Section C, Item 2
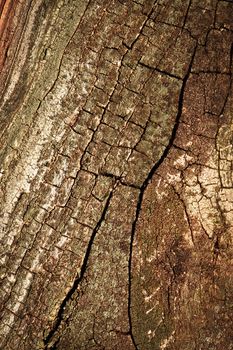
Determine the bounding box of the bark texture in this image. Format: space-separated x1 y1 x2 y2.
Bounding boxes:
0 1 233 349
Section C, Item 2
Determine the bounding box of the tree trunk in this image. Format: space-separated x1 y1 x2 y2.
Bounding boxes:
0 1 232 349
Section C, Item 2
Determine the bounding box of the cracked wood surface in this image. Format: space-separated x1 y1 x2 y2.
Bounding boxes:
0 0 233 349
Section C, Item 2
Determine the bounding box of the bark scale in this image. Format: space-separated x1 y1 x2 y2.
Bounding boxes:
0 1 232 349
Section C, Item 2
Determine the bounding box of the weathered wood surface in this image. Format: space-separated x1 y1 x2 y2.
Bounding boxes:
0 1 233 349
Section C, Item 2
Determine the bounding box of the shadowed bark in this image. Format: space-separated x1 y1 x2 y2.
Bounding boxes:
0 1 232 349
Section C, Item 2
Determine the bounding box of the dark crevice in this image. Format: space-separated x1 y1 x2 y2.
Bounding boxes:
138 60 183 80
100 172 141 189
43 189 114 349
182 0 192 30
128 44 197 349
122 5 156 50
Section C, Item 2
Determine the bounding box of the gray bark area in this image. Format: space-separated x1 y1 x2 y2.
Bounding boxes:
0 1 233 349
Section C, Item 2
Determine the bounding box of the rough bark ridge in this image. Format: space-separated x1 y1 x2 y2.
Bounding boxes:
0 1 232 349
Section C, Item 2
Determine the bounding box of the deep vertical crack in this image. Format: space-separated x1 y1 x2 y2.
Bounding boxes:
43 189 115 349
128 44 197 349
2 0 232 348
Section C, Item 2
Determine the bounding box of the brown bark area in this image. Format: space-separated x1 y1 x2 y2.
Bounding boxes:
0 1 232 349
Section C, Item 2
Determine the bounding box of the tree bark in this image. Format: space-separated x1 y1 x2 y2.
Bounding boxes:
0 1 232 349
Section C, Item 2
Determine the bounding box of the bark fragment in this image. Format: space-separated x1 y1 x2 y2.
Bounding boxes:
0 1 232 349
